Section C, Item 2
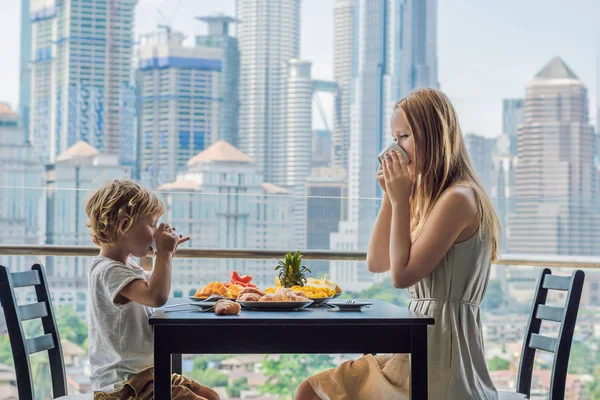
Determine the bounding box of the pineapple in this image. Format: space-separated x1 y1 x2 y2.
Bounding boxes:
275 251 311 288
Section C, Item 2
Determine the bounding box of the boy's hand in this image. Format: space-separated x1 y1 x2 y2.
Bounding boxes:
155 223 190 256
155 223 179 254
174 234 190 254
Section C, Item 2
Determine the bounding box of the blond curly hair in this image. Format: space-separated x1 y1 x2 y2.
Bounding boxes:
85 179 164 246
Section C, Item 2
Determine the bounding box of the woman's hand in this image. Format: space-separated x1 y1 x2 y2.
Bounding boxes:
383 151 412 206
376 164 387 192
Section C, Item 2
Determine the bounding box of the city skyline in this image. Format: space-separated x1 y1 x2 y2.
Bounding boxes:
0 0 597 137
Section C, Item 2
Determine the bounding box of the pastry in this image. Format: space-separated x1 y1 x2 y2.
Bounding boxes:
239 292 261 302
214 299 241 315
238 287 265 297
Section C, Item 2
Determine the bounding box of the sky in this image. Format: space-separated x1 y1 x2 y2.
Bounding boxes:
0 0 597 137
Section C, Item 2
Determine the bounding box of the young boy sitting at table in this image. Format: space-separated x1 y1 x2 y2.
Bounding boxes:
85 179 220 400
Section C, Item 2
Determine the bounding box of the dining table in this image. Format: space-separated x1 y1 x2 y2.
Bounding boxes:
150 299 435 399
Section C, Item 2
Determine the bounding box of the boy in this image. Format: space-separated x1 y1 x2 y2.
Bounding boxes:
85 179 219 399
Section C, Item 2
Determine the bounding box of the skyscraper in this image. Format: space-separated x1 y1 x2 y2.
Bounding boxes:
343 0 439 250
312 129 332 168
236 0 301 184
29 0 138 164
491 134 516 253
306 166 347 276
0 103 45 274
464 133 497 195
502 98 524 156
285 60 313 188
196 15 240 147
509 57 600 256
332 0 355 169
19 0 32 137
137 30 222 188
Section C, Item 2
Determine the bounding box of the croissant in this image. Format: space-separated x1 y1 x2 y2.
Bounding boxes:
214 299 241 315
238 287 265 297
259 288 307 302
239 293 261 302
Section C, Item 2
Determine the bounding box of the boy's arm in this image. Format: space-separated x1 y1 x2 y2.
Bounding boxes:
119 252 173 308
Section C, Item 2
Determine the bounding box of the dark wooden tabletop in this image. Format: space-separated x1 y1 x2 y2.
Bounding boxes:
150 299 435 326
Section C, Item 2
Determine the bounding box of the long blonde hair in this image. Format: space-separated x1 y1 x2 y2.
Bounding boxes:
396 88 500 260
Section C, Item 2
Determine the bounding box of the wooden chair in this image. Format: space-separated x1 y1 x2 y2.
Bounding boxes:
498 268 585 399
0 263 92 399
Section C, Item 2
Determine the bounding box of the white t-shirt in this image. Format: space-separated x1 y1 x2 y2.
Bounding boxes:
88 255 154 392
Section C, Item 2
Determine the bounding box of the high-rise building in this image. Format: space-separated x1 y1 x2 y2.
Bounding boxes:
342 0 439 251
332 0 355 169
464 133 497 195
306 166 347 276
137 30 222 188
284 60 313 248
29 0 137 164
196 15 240 148
285 60 313 188
510 57 600 256
491 134 517 253
312 129 332 168
502 98 524 156
45 141 130 316
0 103 45 273
19 0 32 137
236 0 301 184
158 140 295 294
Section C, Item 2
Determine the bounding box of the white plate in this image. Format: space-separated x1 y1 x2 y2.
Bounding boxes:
238 300 313 311
189 296 236 303
307 297 333 306
328 301 372 311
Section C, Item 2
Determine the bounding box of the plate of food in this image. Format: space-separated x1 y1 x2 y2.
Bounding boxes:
238 288 313 311
308 296 334 306
238 300 313 311
189 294 237 303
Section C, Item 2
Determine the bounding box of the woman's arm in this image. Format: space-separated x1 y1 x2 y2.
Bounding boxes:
389 186 478 288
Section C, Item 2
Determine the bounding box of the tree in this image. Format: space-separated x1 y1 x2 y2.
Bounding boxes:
0 334 13 366
481 280 503 310
227 376 250 398
55 306 88 347
488 356 510 371
191 368 229 387
260 354 336 400
341 278 410 307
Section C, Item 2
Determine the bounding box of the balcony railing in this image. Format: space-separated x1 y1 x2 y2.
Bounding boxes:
1 245 599 269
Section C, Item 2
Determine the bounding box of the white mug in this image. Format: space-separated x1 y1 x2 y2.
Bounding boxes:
378 141 409 164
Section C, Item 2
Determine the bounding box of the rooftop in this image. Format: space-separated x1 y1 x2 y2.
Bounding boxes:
187 140 254 166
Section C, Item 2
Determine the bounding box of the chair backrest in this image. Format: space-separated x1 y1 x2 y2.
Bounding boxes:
516 268 585 399
0 263 68 399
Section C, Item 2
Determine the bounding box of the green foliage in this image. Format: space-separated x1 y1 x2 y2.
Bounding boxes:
260 354 336 400
191 367 229 387
227 376 250 397
55 306 88 347
488 356 510 371
341 278 409 307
